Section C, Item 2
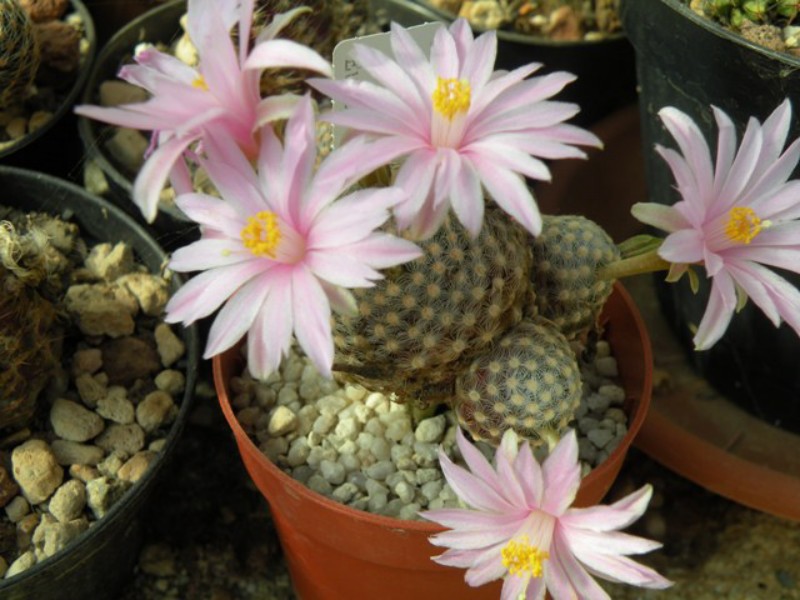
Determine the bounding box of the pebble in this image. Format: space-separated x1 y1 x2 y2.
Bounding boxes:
50 398 105 442
96 386 135 424
414 415 446 443
4 496 30 523
118 451 158 483
5 550 36 578
48 480 87 523
50 440 104 466
587 428 615 449
137 391 177 433
154 323 185 367
74 372 107 407
85 477 131 519
85 242 134 281
71 348 103 375
95 423 146 455
155 370 186 395
11 439 64 504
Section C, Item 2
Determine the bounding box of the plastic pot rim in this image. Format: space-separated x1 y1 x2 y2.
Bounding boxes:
624 0 800 67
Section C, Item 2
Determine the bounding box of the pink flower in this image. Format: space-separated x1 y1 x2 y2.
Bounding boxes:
75 0 333 223
310 18 600 239
164 96 422 379
632 100 800 349
421 429 671 599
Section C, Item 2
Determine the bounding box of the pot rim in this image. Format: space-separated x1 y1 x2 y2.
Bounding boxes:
212 280 652 534
628 0 800 67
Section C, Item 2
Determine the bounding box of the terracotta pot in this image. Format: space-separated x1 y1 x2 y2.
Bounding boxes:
212 282 651 599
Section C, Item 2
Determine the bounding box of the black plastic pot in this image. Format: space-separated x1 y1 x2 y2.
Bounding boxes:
76 0 196 246
621 0 800 431
0 0 97 181
385 0 637 128
0 166 199 599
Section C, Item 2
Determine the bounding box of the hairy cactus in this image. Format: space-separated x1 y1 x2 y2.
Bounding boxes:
0 211 76 430
0 0 40 108
333 208 533 404
453 318 582 446
528 214 620 339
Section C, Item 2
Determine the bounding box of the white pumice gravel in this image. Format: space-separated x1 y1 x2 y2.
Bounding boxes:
233 338 629 521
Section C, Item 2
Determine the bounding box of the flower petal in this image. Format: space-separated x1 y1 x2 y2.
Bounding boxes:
291 268 334 377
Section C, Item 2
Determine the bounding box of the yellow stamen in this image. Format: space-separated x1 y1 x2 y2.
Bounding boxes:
241 211 281 258
501 536 549 579
192 75 209 91
724 206 770 244
432 77 471 120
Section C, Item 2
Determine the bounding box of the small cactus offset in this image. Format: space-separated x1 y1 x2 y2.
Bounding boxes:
453 318 582 446
333 208 533 404
0 0 40 108
527 214 620 339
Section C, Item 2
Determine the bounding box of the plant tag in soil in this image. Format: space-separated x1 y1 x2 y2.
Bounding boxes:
330 22 442 144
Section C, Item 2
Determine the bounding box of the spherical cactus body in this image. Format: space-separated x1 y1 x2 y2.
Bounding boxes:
453 318 582 446
528 214 620 339
333 208 533 404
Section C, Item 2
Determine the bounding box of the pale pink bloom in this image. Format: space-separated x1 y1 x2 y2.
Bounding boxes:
75 0 333 223
632 100 800 349
421 429 671 599
164 97 422 379
310 18 600 239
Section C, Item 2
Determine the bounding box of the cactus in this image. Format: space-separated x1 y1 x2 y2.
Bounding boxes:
453 318 582 446
527 214 620 340
333 208 532 405
0 210 76 430
0 0 40 108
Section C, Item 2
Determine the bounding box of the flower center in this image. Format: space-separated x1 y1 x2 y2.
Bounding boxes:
241 211 281 257
192 75 209 91
432 77 471 120
724 206 769 244
501 536 549 578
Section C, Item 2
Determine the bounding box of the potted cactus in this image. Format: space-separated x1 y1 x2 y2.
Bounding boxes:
73 0 800 597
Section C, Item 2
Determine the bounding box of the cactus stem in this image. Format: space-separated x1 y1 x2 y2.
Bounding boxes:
596 248 671 281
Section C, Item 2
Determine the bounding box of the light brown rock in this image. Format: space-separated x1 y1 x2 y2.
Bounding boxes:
154 323 185 367
11 440 64 504
50 398 104 442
